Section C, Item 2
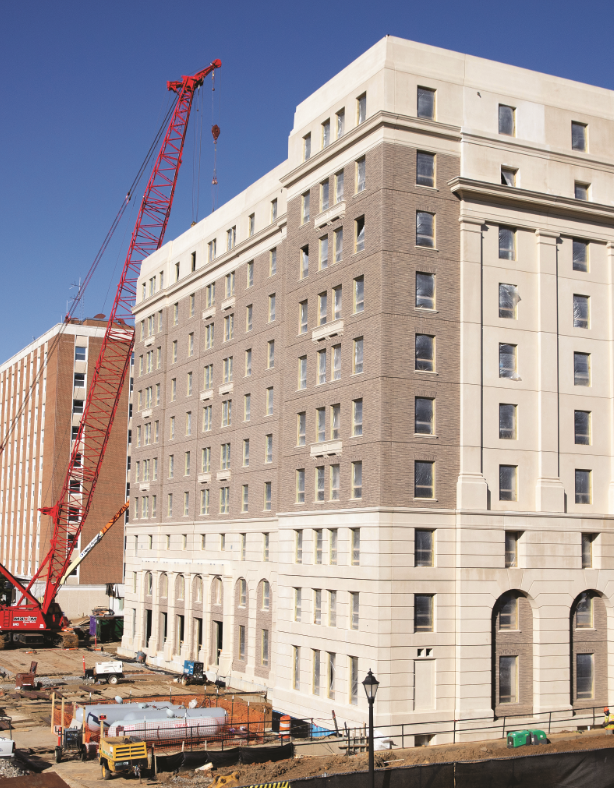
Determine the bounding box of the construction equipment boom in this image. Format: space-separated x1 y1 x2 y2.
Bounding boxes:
0 59 221 647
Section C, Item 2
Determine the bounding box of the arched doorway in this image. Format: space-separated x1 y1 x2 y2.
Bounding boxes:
492 590 533 716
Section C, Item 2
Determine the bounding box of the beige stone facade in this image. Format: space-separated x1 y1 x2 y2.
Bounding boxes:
120 37 614 739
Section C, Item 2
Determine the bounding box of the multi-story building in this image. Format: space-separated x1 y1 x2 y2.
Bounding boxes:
0 319 130 617
120 36 614 739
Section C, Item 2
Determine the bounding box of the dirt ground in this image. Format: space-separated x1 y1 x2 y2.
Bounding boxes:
0 643 151 679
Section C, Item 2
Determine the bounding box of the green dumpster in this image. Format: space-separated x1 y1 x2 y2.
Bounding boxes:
529 729 547 745
507 730 530 748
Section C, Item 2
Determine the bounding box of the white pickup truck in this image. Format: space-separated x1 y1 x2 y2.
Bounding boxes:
84 660 124 686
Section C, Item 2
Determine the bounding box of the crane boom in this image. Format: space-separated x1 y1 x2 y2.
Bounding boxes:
0 59 221 641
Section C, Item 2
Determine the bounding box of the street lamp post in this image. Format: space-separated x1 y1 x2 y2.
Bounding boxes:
362 670 379 788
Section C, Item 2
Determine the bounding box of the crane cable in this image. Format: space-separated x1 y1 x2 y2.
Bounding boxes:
211 69 220 212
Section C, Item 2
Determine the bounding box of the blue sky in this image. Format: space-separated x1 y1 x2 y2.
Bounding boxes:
2 0 614 362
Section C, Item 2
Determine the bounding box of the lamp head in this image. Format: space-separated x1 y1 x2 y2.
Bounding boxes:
362 669 379 701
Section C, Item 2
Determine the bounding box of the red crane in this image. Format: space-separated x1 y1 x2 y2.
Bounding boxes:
0 59 221 647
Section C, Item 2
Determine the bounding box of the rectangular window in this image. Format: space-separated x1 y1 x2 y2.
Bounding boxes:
189 293 195 315
351 528 360 566
354 276 364 313
332 344 341 380
328 464 340 500
318 236 329 270
349 656 359 705
208 240 216 261
299 301 308 334
505 531 520 568
269 248 277 276
335 170 344 203
295 531 303 563
167 494 173 516
573 295 590 328
202 405 212 431
264 481 272 511
265 434 273 463
415 530 433 567
223 314 234 342
300 245 309 279
303 133 311 161
499 227 515 260
499 655 518 704
582 533 595 569
183 492 189 516
414 594 434 631
200 488 209 515
267 340 275 369
297 355 307 390
317 349 327 384
573 239 588 272
350 592 359 630
296 469 305 503
501 597 520 631
271 199 278 222
416 151 435 187
227 225 236 250
243 438 250 466
499 465 517 501
415 334 434 372
204 364 213 389
241 484 248 513
184 451 191 476
246 261 254 288
312 649 321 695
248 213 255 236
293 646 300 689
168 455 174 479
225 272 235 298
205 323 214 349
245 348 252 376
576 653 594 699
201 446 211 472
294 588 302 621
336 108 345 137
352 399 363 437
171 342 177 364
499 404 517 439
263 533 270 562
297 412 306 446
501 166 517 187
353 337 363 374
356 157 366 193
314 588 322 624
329 403 341 440
329 530 338 565
318 292 327 325
577 177 590 198
572 121 587 152
321 180 329 212
499 283 518 319
575 469 591 504
334 228 343 263
355 216 365 252
239 625 246 660
243 393 251 422
574 352 590 386
261 629 270 666
417 87 435 120
416 211 434 247
415 461 434 498
331 285 342 320
351 461 362 499
357 93 366 124
206 283 215 307
322 118 330 149
168 418 174 440
219 487 230 514
415 397 434 435
499 343 517 379
222 399 232 427
222 356 233 383
302 191 310 224
316 407 325 443
415 272 435 310
498 104 515 136
316 466 325 502
574 410 590 445
220 442 231 470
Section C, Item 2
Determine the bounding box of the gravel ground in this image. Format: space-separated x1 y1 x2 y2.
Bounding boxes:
0 755 29 779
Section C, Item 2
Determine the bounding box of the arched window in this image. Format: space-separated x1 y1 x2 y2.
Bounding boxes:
160 573 168 598
239 579 247 607
194 576 203 603
262 580 270 610
492 590 533 715
571 591 606 707
145 572 152 595
176 574 185 600
212 576 222 605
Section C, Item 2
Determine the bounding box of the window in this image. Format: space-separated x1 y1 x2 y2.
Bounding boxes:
265 434 273 463
203 364 213 389
501 167 517 187
267 340 275 369
243 393 251 422
266 387 274 415
499 465 517 501
415 397 434 434
220 443 231 470
296 469 305 503
352 399 363 436
271 199 278 222
499 227 515 260
499 283 518 319
295 530 303 563
206 283 215 307
298 356 307 390
571 121 587 152
183 492 190 516
264 481 272 511
292 645 301 690
582 533 595 569
505 531 520 568
576 653 594 700
299 301 308 334
329 530 338 565
316 466 325 501
575 469 591 504
415 461 434 498
336 108 345 137
335 170 344 203
332 345 341 380
414 594 433 631
573 239 588 272
317 292 328 326
352 278 365 315
416 211 434 247
357 93 366 124
349 656 359 705
353 337 363 374
168 455 174 479
245 348 252 375
500 594 518 630
248 213 255 236
189 293 196 316
219 487 230 514
221 399 232 427
220 534 226 551
355 157 366 193
499 343 517 379
208 239 217 262
351 461 362 499
171 341 177 364
243 438 250 466
169 417 175 439
240 533 246 559
316 237 329 272
499 404 517 439
416 151 435 187
303 133 311 161
201 446 211 472
300 245 309 279
223 314 234 342
205 323 214 349
227 226 236 251
167 494 173 516
328 403 340 440
297 412 306 446
330 465 340 500
222 356 233 383
238 625 246 660
317 349 326 384
351 528 360 565
269 248 277 276
573 295 589 328
202 405 212 431
415 530 433 567
498 104 515 136
316 407 325 443
262 576 270 605
321 180 329 212
414 272 436 310
574 410 590 445
415 334 434 372
576 592 593 627
321 118 330 149
575 181 589 201
302 192 310 224
350 592 359 630
225 272 235 298
574 352 590 386
355 216 365 252
75 346 86 362
200 488 209 515
294 588 302 620
173 302 179 324
417 87 435 120
499 656 517 704
334 228 343 263
184 451 191 476
246 261 254 288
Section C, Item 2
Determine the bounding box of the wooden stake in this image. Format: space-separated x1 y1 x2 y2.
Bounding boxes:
50 693 55 733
